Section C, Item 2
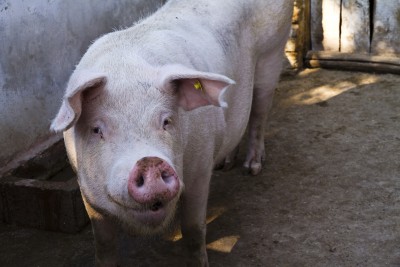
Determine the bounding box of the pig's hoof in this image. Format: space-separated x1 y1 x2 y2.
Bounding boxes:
243 161 262 175
250 162 262 175
214 161 224 170
214 155 237 171
220 147 239 171
222 158 236 171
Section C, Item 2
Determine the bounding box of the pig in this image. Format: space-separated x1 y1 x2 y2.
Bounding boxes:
51 0 293 266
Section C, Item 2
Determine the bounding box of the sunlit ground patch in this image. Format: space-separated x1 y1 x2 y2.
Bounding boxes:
169 206 227 242
206 235 240 253
282 73 378 106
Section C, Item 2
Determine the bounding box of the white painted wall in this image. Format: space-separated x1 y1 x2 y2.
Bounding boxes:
0 0 164 167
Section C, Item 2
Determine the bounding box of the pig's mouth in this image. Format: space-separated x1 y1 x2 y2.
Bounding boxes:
107 194 170 227
132 201 168 226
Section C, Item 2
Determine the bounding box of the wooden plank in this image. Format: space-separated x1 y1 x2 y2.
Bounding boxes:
306 51 400 65
305 51 400 74
341 0 370 53
371 0 400 55
322 0 341 51
306 59 400 74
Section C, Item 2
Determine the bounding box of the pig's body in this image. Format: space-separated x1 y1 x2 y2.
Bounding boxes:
52 0 293 265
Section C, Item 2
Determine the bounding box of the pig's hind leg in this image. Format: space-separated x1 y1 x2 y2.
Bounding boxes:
214 145 239 171
244 49 284 175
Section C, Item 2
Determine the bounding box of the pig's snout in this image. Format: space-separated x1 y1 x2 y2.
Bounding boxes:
128 157 179 209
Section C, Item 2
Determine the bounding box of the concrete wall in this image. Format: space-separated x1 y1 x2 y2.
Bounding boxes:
0 0 165 167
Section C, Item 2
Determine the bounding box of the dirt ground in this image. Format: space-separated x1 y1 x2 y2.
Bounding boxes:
1 68 400 266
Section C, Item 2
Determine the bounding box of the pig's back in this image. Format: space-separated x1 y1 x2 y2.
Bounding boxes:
155 0 293 53
81 0 292 75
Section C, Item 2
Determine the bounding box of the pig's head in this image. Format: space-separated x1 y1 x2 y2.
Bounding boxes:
51 62 233 234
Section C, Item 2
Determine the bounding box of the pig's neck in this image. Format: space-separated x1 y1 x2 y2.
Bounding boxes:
178 106 232 167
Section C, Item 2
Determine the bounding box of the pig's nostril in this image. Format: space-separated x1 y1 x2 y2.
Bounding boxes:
161 171 168 179
150 201 163 211
161 171 173 183
136 175 145 187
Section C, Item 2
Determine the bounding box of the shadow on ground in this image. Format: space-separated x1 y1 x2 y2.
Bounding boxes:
1 69 400 266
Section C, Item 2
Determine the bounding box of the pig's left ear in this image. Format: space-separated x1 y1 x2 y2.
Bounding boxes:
159 64 235 111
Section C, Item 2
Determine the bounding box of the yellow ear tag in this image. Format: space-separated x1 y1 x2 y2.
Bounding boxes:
194 80 203 92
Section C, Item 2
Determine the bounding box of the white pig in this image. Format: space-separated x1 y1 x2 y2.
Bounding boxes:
51 0 293 266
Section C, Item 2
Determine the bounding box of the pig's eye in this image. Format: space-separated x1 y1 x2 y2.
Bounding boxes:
91 126 103 138
162 118 172 131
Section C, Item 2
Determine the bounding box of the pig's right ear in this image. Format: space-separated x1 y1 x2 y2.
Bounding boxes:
51 70 107 132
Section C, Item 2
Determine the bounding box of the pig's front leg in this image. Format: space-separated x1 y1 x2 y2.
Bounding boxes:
83 197 119 267
92 217 119 267
180 168 212 267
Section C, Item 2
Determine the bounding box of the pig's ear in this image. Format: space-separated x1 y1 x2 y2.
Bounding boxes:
50 70 107 132
159 64 235 111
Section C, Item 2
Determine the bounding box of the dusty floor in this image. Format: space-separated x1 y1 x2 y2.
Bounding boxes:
1 68 400 266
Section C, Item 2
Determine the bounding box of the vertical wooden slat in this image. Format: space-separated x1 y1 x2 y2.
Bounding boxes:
341 0 370 53
311 0 323 50
322 0 341 51
297 0 311 68
371 0 400 55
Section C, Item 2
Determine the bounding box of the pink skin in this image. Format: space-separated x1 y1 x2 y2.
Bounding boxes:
128 157 180 226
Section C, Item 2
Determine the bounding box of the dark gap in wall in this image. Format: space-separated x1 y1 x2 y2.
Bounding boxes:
339 0 343 52
369 0 375 53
